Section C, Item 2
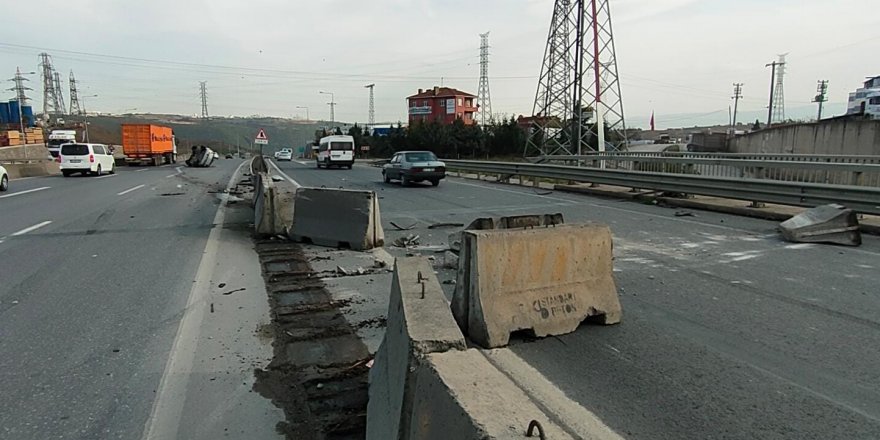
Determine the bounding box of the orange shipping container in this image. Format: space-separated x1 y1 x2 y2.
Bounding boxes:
121 124 174 157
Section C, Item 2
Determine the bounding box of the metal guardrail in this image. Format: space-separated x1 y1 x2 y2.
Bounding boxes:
443 159 880 215
535 154 880 187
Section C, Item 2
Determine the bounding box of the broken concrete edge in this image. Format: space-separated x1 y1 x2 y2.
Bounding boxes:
554 183 880 236
366 257 466 440
779 204 862 246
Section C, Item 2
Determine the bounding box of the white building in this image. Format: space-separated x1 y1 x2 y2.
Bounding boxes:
846 75 880 118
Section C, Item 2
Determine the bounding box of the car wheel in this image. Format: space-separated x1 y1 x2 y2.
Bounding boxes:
0 174 7 191
62 170 71 177
81 170 89 176
316 160 322 169
430 179 440 187
94 165 103 176
109 164 115 174
401 175 410 186
383 171 390 183
346 164 353 169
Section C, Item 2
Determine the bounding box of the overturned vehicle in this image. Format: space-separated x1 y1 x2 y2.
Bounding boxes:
185 145 218 167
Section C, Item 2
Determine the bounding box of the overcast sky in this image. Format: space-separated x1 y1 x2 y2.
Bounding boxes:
2 0 877 129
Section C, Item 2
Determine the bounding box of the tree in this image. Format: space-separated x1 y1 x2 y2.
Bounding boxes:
752 119 762 131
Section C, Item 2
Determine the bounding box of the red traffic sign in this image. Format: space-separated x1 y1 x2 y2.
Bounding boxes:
255 128 268 140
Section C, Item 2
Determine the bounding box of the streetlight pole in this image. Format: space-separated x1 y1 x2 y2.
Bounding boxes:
319 91 335 124
80 94 98 142
296 105 310 122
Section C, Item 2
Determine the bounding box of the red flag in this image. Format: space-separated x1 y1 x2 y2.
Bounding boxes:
650 111 655 131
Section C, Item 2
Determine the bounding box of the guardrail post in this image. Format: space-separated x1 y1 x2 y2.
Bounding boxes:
851 171 863 186
749 201 765 208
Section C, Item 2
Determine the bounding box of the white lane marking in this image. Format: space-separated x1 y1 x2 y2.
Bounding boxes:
95 173 117 179
295 160 308 165
142 160 247 440
267 159 302 188
135 168 149 172
11 220 52 236
0 186 50 199
117 184 145 196
175 166 183 173
164 174 176 178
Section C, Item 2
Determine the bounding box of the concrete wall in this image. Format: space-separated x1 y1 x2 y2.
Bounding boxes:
729 118 880 155
0 144 50 161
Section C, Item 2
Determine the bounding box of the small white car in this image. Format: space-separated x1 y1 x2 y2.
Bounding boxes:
0 164 8 191
276 150 293 161
60 143 116 177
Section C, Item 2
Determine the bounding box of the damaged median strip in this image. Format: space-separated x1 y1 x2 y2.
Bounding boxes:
247 157 624 439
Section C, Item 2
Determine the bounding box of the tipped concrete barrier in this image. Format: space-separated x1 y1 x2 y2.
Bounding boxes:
779 204 861 246
254 175 275 235
453 223 621 348
448 213 564 252
366 257 467 440
1 161 60 179
288 187 385 250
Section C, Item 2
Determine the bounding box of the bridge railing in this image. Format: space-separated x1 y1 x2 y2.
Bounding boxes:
530 153 880 187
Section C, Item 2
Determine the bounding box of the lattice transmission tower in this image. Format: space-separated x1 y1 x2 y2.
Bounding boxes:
477 32 493 125
365 83 375 130
766 54 787 125
69 70 83 115
8 67 32 104
524 0 627 158
53 71 66 116
39 53 64 117
199 81 209 119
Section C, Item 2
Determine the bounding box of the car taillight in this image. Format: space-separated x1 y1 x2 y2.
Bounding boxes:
55 155 61 163
89 154 95 163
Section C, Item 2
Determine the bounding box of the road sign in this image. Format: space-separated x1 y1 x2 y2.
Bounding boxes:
255 128 269 145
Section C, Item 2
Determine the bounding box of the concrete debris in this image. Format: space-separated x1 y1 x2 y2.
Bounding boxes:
779 204 861 246
674 211 695 217
442 279 456 285
336 266 350 276
442 251 459 269
428 222 465 229
390 221 417 231
373 259 388 268
271 175 284 182
393 234 420 247
357 266 366 275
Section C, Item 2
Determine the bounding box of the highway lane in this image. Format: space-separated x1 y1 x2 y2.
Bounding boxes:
0 161 243 439
276 159 880 439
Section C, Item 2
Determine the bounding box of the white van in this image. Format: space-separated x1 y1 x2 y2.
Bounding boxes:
60 143 116 177
316 135 355 169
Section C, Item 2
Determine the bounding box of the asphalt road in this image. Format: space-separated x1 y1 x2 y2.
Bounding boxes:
275 158 880 440
0 161 244 439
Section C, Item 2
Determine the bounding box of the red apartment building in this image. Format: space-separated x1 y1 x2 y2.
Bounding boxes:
407 86 478 125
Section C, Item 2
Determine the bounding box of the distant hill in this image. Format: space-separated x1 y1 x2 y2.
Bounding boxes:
79 114 355 155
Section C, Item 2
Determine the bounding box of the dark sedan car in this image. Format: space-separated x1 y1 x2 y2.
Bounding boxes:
382 151 446 186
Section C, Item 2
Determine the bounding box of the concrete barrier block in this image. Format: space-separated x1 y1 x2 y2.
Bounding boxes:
407 349 576 440
254 176 275 235
289 187 385 250
448 213 564 252
272 182 296 236
779 203 861 246
455 224 621 349
366 257 466 440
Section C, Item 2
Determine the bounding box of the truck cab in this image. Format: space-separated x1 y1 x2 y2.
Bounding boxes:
47 130 78 158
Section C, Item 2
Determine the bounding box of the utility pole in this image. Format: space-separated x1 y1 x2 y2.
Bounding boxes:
319 91 335 124
53 71 66 117
365 84 375 130
477 31 493 126
765 61 777 126
731 83 743 128
199 81 209 120
813 79 828 120
69 70 82 115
